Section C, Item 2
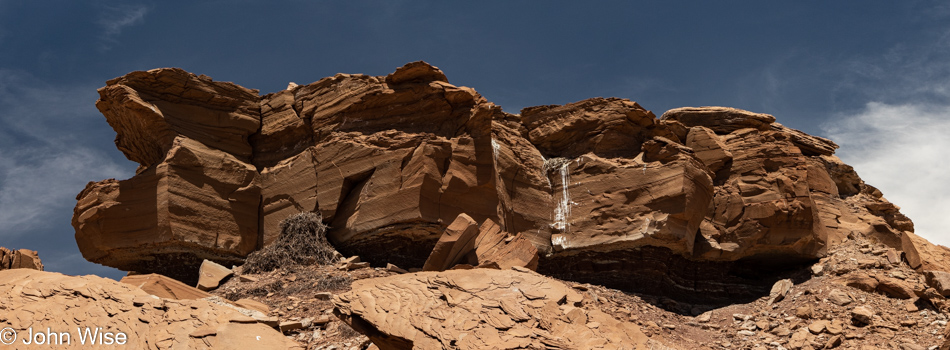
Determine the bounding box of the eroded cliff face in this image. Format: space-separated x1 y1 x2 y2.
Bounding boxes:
74 61 930 296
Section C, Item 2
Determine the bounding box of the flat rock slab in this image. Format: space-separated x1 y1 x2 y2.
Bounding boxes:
0 269 297 350
332 268 653 350
121 273 211 300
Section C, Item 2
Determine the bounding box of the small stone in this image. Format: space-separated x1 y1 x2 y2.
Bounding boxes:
696 312 712 323
828 289 852 306
338 256 361 270
737 330 755 336
238 275 259 283
845 273 879 292
885 250 901 265
810 264 824 276
824 334 843 349
826 320 844 335
345 262 371 270
769 279 794 304
386 263 408 274
808 320 828 334
905 302 919 312
924 271 950 297
312 315 331 325
851 306 873 325
315 292 332 300
279 320 305 333
795 305 814 319
877 277 916 299
771 326 791 337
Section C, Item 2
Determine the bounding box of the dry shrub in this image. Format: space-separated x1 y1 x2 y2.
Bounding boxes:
243 212 338 274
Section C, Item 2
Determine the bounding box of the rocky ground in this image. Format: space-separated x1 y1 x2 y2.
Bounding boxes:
204 234 949 350
212 262 395 350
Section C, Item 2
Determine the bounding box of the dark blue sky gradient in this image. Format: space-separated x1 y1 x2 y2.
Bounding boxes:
0 1 948 280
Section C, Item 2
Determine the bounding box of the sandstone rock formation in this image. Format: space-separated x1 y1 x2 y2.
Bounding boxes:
74 69 262 281
0 269 299 349
74 62 944 306
332 268 652 349
0 247 43 271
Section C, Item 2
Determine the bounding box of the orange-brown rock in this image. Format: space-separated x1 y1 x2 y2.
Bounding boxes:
661 106 776 133
0 247 43 271
0 269 299 349
472 218 539 271
332 268 654 350
197 259 233 291
95 68 261 166
74 62 926 305
73 137 260 281
120 273 212 300
422 213 480 271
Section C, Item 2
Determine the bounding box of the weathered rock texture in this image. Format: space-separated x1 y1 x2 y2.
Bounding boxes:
423 214 539 272
0 269 299 349
74 69 261 281
75 62 943 302
121 273 212 300
332 268 652 349
0 247 43 271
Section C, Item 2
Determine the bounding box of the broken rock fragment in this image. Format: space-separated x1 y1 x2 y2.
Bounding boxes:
422 213 479 271
197 259 234 291
120 273 212 300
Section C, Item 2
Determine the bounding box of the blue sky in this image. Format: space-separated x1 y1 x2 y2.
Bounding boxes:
1 1 948 280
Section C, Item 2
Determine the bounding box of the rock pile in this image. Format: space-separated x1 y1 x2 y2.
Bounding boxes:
422 213 539 272
0 247 43 271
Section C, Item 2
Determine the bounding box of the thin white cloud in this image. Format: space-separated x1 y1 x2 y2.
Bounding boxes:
97 4 149 50
0 70 132 238
0 148 127 233
819 7 950 248
822 102 950 248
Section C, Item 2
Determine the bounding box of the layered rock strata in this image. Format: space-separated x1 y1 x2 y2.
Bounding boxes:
0 247 43 271
75 62 940 301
